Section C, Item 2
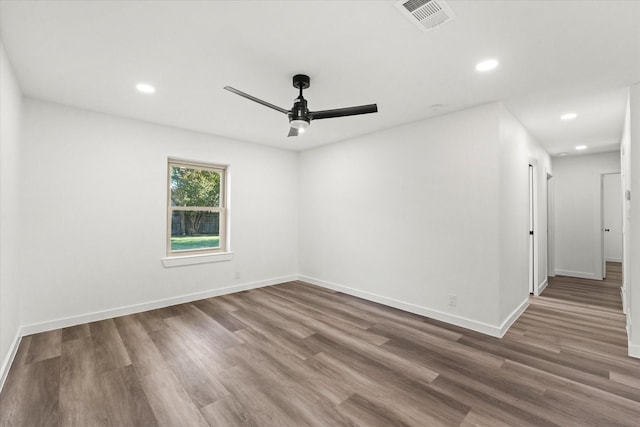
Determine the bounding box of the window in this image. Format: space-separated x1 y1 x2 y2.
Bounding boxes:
167 159 226 256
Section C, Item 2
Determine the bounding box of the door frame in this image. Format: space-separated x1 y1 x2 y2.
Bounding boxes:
546 170 554 286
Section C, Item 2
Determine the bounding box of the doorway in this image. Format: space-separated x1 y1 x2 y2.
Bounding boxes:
601 173 623 279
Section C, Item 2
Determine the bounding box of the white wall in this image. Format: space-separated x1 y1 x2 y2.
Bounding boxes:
299 102 541 336
0 42 23 386
497 105 528 320
19 99 299 329
498 105 552 307
622 83 640 358
553 151 621 280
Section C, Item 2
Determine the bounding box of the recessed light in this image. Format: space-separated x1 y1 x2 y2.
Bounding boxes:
136 83 156 94
557 152 568 156
575 145 587 150
561 112 577 120
475 59 499 72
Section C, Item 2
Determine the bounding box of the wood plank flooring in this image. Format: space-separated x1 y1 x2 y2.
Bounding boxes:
1 262 639 426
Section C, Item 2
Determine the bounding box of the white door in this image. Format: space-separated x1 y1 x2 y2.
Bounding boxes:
547 174 554 278
529 164 535 293
603 173 623 265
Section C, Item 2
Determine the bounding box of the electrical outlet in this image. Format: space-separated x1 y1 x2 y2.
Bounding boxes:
235 272 241 280
448 294 457 307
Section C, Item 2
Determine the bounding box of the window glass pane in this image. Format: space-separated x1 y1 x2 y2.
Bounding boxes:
170 166 220 207
170 211 220 251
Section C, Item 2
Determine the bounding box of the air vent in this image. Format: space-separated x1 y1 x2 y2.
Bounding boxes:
396 0 456 32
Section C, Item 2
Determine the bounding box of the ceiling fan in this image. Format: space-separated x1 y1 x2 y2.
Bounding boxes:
224 74 378 137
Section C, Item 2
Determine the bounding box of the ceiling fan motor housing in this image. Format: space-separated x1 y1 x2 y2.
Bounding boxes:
289 97 310 127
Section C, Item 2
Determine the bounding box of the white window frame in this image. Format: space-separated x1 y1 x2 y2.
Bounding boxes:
167 158 227 257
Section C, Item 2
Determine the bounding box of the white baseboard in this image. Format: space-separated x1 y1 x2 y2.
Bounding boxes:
627 309 637 358
299 275 526 338
498 298 529 338
20 275 297 336
555 269 597 280
605 257 623 263
629 341 640 359
537 278 549 295
0 331 22 393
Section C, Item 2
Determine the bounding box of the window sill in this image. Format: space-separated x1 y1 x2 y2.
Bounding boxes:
162 252 233 268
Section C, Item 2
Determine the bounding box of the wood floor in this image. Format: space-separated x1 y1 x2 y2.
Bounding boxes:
1 262 639 426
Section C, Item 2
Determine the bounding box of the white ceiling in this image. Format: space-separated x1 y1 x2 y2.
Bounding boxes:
1 0 639 154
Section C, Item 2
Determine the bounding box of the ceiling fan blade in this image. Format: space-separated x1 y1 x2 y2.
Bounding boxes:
309 104 378 120
288 127 299 137
224 86 289 115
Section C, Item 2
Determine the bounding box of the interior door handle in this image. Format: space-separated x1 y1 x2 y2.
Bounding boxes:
604 228 610 232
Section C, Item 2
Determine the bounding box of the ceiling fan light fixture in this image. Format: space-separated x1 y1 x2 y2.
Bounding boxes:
290 119 310 130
